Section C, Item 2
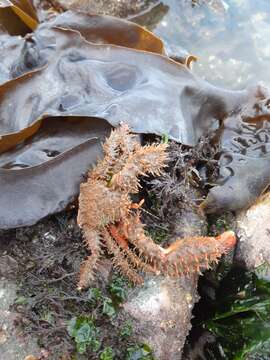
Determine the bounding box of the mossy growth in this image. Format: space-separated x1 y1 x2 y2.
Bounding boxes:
207 212 235 236
145 227 169 245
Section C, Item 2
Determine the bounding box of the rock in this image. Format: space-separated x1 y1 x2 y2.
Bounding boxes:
121 275 198 359
0 279 42 360
236 193 270 269
54 0 158 18
119 202 206 359
0 255 18 278
169 202 208 240
0 330 7 345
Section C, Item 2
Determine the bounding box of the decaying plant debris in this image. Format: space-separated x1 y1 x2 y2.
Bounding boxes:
77 125 236 288
148 133 219 230
0 212 133 359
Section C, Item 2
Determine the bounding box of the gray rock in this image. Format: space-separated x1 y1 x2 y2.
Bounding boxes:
119 205 206 359
0 256 18 278
0 279 42 360
54 0 158 18
122 275 198 360
236 193 270 269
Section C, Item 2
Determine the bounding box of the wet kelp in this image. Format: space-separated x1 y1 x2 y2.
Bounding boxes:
49 11 165 54
0 10 166 85
0 118 111 228
203 96 270 213
0 9 268 229
0 0 38 32
0 12 173 228
54 6 193 65
0 11 167 147
0 33 25 85
0 25 254 145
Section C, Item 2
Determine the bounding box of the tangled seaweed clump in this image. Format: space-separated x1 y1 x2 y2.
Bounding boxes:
77 125 236 289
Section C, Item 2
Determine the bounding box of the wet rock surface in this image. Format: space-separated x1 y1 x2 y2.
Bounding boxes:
0 255 18 278
0 214 129 359
121 276 198 360
236 193 270 269
0 218 80 360
0 250 41 359
0 279 42 360
54 0 159 18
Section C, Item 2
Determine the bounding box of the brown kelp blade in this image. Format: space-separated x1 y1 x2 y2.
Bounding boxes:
0 0 38 31
0 117 111 228
202 98 270 213
0 11 168 151
0 5 29 35
51 10 195 66
1 10 166 85
0 26 254 154
49 10 165 54
0 33 25 84
0 116 111 168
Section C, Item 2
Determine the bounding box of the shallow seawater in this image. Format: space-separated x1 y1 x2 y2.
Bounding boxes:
137 0 270 90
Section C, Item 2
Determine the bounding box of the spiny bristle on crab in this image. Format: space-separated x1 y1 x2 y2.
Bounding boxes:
77 228 102 290
77 125 237 290
111 221 236 277
91 124 141 181
110 144 168 193
103 228 145 285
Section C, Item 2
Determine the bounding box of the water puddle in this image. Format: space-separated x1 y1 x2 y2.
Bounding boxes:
136 0 270 90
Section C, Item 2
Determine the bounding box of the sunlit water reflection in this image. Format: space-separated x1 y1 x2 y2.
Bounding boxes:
140 0 270 90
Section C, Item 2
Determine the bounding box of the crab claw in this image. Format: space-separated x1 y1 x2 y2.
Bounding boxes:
215 230 237 249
